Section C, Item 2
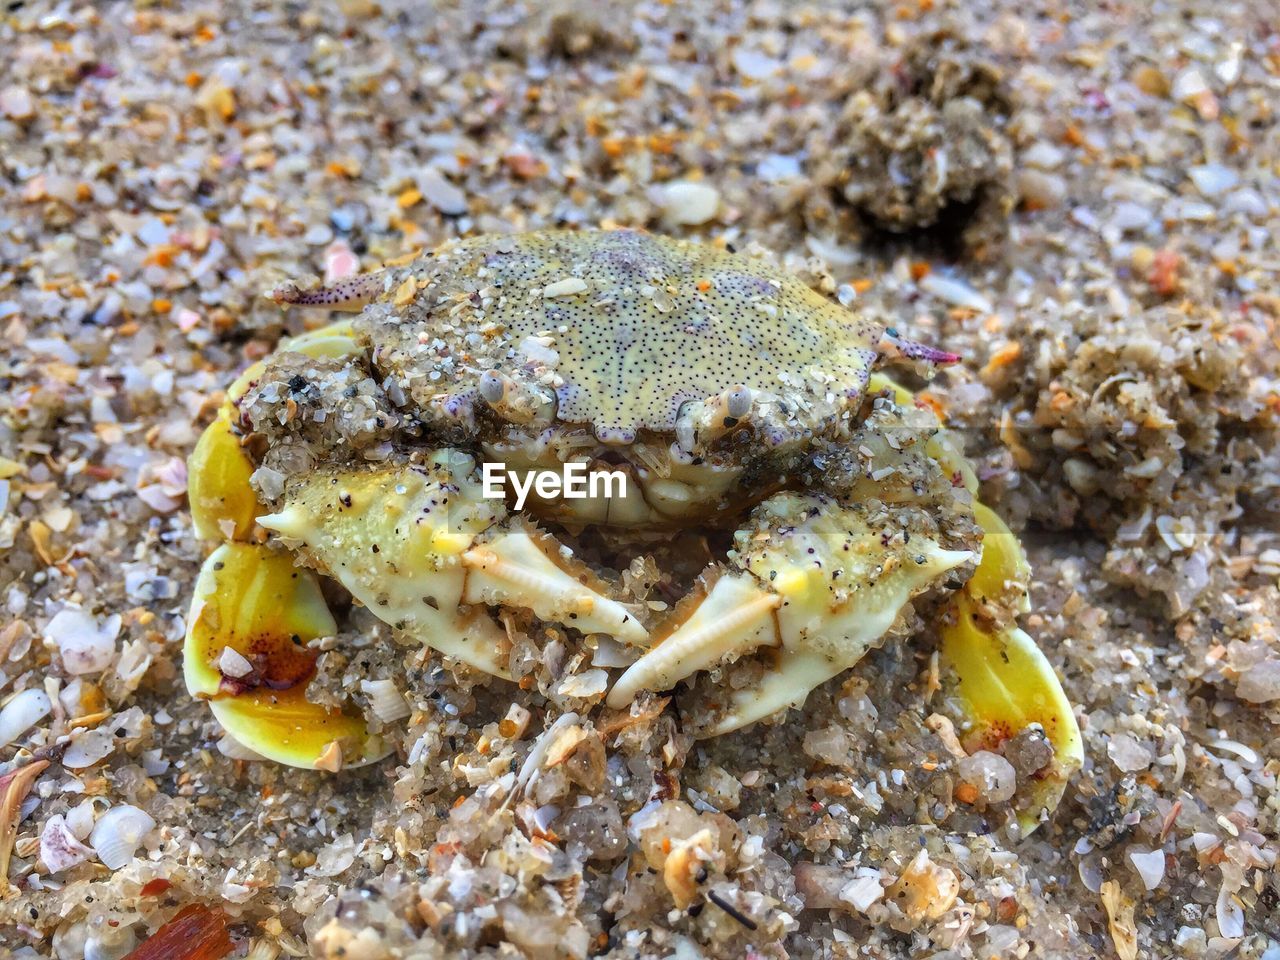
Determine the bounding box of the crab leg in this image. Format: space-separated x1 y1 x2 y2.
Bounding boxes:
868 374 1083 833
189 321 360 543
939 503 1082 834
608 491 972 731
257 451 647 679
878 328 961 366
184 542 389 770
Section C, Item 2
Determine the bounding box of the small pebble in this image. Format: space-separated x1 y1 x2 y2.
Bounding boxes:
1107 732 1154 772
658 181 720 225
304 224 335 245
136 217 171 246
1236 660 1280 703
0 84 34 120
419 167 468 216
1188 164 1239 198
757 154 802 182
732 48 781 80
957 751 1017 803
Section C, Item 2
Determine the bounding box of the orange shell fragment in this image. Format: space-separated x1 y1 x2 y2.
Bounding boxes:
123 904 231 960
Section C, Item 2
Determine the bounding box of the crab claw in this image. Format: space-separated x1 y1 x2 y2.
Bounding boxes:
462 528 647 644
606 572 780 708
608 491 972 733
184 542 389 770
226 319 361 405
257 452 646 679
866 372 979 494
940 505 1082 834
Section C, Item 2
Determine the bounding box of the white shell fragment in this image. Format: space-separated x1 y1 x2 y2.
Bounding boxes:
46 607 121 675
0 84 35 120
360 679 411 722
1216 880 1245 938
84 928 137 960
507 711 580 806
89 805 157 870
63 728 118 769
114 640 153 692
1171 66 1209 104
218 646 254 679
418 167 468 215
65 800 97 841
919 272 994 313
542 277 590 298
839 872 885 913
0 687 52 747
555 668 609 700
1188 164 1238 198
1127 847 1165 891
41 814 95 874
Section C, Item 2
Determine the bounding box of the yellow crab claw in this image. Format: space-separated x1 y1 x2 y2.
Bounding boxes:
184 542 388 770
965 503 1031 614
188 412 261 542
279 319 360 360
867 372 979 494
256 456 514 679
609 491 972 732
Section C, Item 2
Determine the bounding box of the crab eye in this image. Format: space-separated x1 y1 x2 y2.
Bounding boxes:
183 542 387 770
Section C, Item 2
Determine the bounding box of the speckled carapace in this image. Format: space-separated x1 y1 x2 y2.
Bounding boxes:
278 229 887 446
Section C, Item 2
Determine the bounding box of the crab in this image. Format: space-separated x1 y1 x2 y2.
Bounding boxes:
185 229 1081 830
